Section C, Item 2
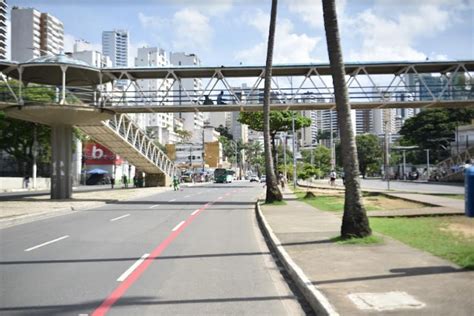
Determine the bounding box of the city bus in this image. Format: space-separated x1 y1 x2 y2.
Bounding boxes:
214 168 235 183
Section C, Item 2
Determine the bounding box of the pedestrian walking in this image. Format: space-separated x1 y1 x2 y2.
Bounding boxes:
122 175 128 188
329 170 336 187
23 175 30 189
110 177 115 189
173 176 180 191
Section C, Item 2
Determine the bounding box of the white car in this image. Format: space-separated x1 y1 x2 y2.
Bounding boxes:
250 175 259 182
260 175 266 183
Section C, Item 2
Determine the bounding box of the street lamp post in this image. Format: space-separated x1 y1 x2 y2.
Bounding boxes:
32 125 38 189
402 150 407 181
425 149 430 181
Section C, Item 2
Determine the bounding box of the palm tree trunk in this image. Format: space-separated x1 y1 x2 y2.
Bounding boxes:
264 0 282 202
322 0 371 238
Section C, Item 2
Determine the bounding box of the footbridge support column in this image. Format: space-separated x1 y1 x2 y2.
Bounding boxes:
51 125 73 199
145 173 171 187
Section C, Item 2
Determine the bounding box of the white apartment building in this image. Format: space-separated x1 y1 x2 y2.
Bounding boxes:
102 30 128 67
170 52 206 142
0 0 7 59
135 46 175 144
301 110 318 147
71 49 111 68
11 7 64 62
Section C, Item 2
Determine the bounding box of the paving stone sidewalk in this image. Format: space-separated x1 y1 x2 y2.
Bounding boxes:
260 191 474 315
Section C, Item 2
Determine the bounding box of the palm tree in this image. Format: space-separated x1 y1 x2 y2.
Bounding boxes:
322 0 371 238
263 0 283 202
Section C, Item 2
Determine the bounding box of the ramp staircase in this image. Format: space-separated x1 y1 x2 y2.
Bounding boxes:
433 146 473 182
78 114 176 186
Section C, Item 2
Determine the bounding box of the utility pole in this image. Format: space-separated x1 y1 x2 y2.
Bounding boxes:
384 120 390 190
292 111 297 189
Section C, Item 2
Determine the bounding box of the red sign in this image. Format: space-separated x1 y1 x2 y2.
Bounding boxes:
84 143 123 165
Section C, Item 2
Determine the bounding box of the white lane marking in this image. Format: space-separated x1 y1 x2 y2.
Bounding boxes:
117 253 149 282
191 209 200 216
168 198 176 202
184 195 191 198
217 196 223 200
150 204 160 209
172 220 186 232
110 214 130 222
24 235 69 252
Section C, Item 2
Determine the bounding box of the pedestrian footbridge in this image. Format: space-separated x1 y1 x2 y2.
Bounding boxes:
0 55 473 198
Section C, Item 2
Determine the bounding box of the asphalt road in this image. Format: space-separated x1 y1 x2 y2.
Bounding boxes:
0 182 305 315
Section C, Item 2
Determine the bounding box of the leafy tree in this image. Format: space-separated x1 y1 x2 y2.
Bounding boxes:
298 163 321 197
244 141 264 176
174 128 193 143
301 145 331 176
399 108 474 164
356 134 382 178
214 124 233 140
239 111 311 174
322 0 371 238
0 112 51 176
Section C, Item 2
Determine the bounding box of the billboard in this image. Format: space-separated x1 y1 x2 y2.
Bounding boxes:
84 143 122 165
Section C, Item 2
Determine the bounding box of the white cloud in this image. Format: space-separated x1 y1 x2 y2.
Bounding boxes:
347 2 465 61
137 8 213 53
235 10 321 64
174 0 234 16
171 8 213 51
285 0 347 29
138 12 166 30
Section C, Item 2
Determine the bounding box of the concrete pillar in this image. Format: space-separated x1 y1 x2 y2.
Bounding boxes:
51 125 73 199
145 173 171 187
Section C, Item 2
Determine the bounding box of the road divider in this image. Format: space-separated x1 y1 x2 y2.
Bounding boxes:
24 235 69 252
110 214 130 222
117 253 149 282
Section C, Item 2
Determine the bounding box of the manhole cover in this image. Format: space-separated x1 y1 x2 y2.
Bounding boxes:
348 291 425 311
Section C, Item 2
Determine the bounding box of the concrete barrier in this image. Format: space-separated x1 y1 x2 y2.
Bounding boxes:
0 177 51 192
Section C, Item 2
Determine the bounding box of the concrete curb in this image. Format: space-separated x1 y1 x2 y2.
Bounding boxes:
255 202 339 316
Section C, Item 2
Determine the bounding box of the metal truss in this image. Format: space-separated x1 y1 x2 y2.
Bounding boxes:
81 113 176 177
96 61 474 111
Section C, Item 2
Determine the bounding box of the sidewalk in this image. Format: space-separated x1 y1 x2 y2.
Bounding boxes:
258 190 474 315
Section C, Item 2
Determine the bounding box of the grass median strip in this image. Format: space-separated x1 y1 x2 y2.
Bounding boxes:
292 188 473 269
370 216 474 270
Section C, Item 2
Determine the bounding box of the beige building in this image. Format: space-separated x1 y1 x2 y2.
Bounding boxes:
11 7 64 62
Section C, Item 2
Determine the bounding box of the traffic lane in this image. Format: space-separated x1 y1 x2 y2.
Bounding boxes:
0 186 223 315
0 184 213 254
104 183 304 315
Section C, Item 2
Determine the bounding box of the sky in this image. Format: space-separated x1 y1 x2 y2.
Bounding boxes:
7 0 474 67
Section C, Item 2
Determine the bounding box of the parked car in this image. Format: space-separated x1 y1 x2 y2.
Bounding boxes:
250 175 259 182
260 175 266 183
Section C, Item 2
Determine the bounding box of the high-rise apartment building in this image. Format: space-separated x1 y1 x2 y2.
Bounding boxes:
0 0 7 59
102 30 129 67
170 52 206 142
11 7 64 62
135 46 175 144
